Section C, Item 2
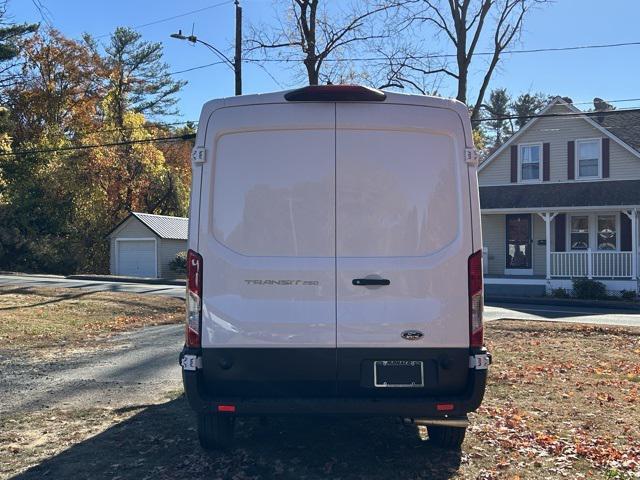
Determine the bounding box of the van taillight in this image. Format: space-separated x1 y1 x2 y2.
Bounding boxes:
186 249 203 348
284 85 386 102
468 249 483 348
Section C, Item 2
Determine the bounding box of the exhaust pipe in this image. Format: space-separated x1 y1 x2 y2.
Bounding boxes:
402 416 469 428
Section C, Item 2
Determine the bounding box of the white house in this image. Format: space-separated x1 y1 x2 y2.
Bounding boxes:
478 97 640 296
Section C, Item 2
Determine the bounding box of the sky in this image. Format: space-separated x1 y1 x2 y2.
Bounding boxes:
11 0 640 123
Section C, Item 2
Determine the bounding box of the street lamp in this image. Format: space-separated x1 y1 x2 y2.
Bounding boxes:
170 1 242 95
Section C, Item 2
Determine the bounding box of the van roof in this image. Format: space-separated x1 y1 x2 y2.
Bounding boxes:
200 89 469 118
196 88 472 148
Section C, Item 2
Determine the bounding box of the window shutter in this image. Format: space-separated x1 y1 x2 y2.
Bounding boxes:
620 212 632 251
602 138 610 178
543 142 550 181
510 145 518 183
567 141 575 180
554 214 566 252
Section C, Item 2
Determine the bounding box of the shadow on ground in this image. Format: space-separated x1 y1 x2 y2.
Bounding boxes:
12 395 463 480
0 288 97 311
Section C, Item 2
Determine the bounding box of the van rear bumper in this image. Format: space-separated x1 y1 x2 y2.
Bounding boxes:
180 347 489 418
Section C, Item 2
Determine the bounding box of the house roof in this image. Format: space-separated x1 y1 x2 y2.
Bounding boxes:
479 97 640 171
480 180 640 210
595 109 640 153
108 212 188 240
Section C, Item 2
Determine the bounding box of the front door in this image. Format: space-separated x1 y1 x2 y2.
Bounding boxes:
506 214 532 269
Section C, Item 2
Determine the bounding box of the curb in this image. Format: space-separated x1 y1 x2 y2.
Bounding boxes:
0 271 66 279
485 295 640 311
66 275 185 286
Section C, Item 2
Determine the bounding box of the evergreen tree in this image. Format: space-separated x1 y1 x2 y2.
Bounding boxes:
98 27 186 126
484 88 512 146
512 92 548 129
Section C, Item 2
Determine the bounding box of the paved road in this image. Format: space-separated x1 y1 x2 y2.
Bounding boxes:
2 273 639 327
484 301 640 327
0 274 184 298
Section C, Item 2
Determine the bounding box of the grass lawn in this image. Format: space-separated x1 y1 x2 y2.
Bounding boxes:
0 286 184 348
469 321 640 479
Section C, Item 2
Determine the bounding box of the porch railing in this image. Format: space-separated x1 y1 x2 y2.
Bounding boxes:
550 251 634 278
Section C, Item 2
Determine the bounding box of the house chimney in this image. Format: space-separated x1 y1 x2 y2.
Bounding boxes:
593 97 614 111
593 97 615 123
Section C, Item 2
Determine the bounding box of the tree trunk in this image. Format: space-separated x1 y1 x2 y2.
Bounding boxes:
305 58 319 85
456 64 468 104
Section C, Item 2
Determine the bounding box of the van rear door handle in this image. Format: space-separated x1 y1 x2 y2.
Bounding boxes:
352 278 390 286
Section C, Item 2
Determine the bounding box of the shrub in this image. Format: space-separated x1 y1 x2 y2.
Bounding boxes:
169 251 187 274
551 287 570 298
620 289 638 302
572 278 608 300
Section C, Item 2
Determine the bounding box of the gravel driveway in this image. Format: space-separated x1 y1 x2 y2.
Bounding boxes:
0 324 183 416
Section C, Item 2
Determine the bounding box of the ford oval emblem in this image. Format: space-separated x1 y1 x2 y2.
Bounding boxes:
401 330 424 341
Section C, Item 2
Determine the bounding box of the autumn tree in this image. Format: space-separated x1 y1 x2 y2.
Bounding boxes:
0 29 104 272
0 26 191 274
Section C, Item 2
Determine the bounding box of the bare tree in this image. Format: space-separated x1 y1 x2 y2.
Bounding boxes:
246 0 400 86
372 40 446 94
391 0 547 122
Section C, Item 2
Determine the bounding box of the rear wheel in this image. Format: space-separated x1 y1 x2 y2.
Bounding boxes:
427 425 466 449
197 413 235 450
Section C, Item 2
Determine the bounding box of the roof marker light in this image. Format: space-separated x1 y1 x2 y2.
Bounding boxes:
284 85 387 102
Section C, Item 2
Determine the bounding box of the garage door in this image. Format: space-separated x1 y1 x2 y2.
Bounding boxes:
117 240 156 277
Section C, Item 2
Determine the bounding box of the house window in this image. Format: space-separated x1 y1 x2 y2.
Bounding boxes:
519 144 541 182
576 139 601 178
570 216 589 250
597 215 617 250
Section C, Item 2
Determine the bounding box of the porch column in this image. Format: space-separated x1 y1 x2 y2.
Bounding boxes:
633 209 638 281
537 212 558 280
623 209 638 280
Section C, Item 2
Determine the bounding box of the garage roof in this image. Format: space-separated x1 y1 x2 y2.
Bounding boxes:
107 212 188 240
131 212 188 240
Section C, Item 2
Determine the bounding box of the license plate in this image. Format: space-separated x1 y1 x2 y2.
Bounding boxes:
374 360 424 388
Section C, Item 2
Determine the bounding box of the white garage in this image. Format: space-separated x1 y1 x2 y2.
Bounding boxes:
107 212 188 279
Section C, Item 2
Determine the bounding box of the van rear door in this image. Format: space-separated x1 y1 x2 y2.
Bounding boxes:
198 103 337 397
335 103 473 395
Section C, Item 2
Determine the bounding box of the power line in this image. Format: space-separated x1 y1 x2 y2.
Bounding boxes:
571 97 640 106
477 106 640 123
0 134 196 158
96 1 233 38
242 40 640 63
75 121 198 137
172 39 640 75
170 61 226 75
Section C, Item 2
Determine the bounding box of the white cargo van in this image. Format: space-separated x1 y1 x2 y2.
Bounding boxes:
180 85 491 450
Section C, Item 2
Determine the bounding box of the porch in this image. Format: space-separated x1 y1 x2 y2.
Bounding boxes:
480 207 640 293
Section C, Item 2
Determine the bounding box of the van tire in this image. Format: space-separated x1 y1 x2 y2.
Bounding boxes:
197 414 235 450
427 426 466 449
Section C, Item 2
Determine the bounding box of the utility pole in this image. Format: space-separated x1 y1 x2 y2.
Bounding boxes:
234 0 242 96
170 1 243 96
